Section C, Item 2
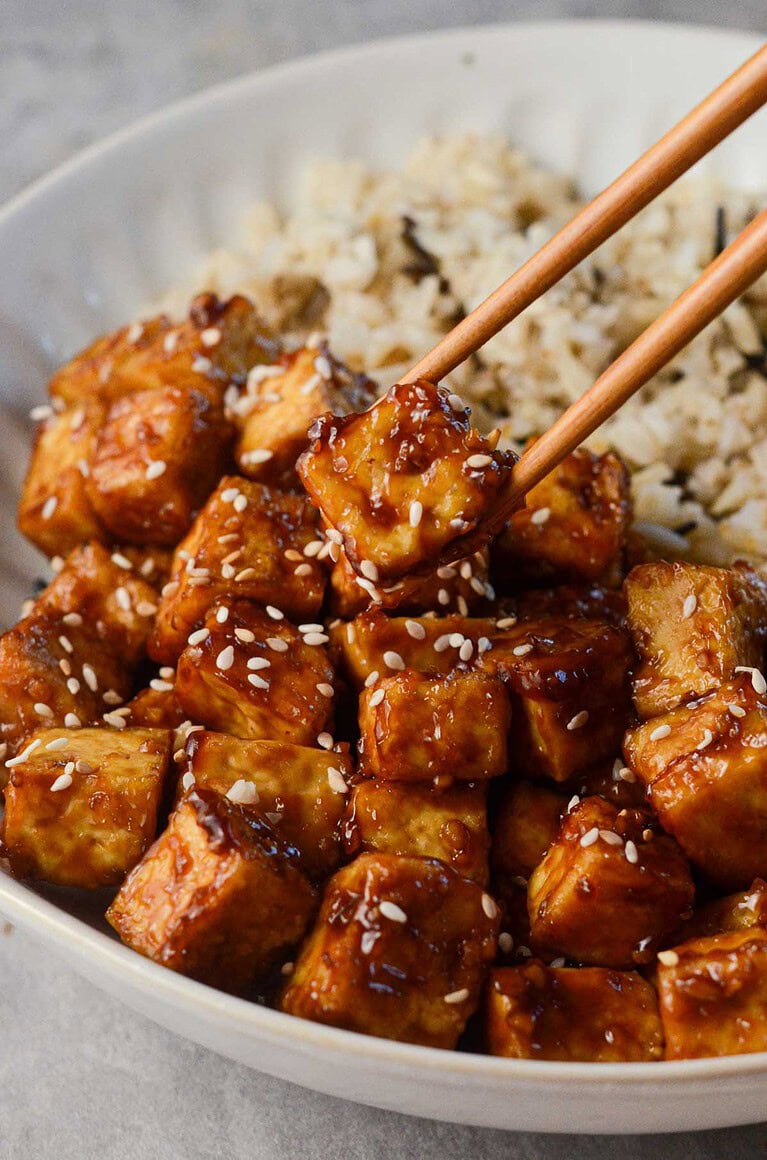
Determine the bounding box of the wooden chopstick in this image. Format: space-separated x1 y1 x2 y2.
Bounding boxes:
400 42 767 387
495 206 767 523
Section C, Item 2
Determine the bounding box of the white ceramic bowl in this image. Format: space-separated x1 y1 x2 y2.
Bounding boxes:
2 19 767 1135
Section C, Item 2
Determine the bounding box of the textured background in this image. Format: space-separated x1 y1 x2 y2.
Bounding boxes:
3 2 767 1157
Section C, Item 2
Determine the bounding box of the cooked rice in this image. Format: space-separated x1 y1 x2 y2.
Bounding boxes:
160 135 767 566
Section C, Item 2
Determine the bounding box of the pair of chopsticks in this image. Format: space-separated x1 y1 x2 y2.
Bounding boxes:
399 42 767 521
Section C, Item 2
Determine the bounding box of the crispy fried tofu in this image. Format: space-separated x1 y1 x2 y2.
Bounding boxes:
175 600 336 745
86 385 233 545
511 583 627 628
492 448 630 591
479 617 632 781
183 729 350 877
123 682 189 730
107 787 315 993
358 669 509 782
624 677 767 889
233 346 376 486
491 781 566 885
344 779 490 884
18 401 106 557
673 879 767 942
48 314 173 407
485 963 663 1061
527 797 694 968
329 547 492 619
280 853 499 1047
657 930 767 1059
149 477 326 663
329 609 497 691
298 380 515 581
2 726 170 888
625 561 767 718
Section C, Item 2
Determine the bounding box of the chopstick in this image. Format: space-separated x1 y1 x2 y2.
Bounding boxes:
400 42 767 387
493 206 767 524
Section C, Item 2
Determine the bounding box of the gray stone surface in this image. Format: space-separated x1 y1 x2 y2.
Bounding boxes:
2 2 767 1156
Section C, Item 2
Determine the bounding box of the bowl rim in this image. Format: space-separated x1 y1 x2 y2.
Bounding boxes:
2 15 766 1087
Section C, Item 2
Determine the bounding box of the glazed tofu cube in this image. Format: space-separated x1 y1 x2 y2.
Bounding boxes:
86 385 233 546
183 729 350 877
479 617 632 781
298 379 515 582
625 561 767 718
329 546 492 619
18 401 106 557
344 779 490 884
2 726 170 888
358 669 509 782
512 583 627 628
48 313 173 407
123 682 189 730
149 477 326 663
674 879 767 942
624 676 767 889
233 346 376 486
657 930 767 1059
280 853 499 1047
571 757 650 811
107 787 315 993
175 600 336 745
485 963 663 1062
329 609 497 691
492 448 630 591
491 781 567 884
527 797 694 967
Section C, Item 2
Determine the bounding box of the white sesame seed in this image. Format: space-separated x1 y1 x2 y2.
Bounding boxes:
567 795 580 812
182 771 196 792
145 459 167 480
481 893 498 919
325 529 343 545
360 930 379 955
682 594 697 618
355 576 380 600
233 627 255 643
50 772 73 792
433 634 451 653
409 501 423 528
368 687 386 708
316 682 335 698
437 566 457 580
364 670 380 688
735 666 767 695
216 646 235 671
32 701 53 718
530 507 551 526
447 393 465 412
359 560 379 583
62 612 83 627
465 454 492 470
103 712 127 729
405 620 426 640
294 563 313 576
227 779 259 805
187 628 210 646
67 678 81 695
192 355 213 374
233 494 248 513
102 689 122 704
64 713 81 729
459 640 474 662
82 664 98 692
728 703 747 718
216 606 230 624
317 732 334 750
303 632 329 646
649 723 672 741
44 737 69 751
625 840 639 864
59 658 72 676
200 326 222 348
498 932 514 954
110 553 133 571
262 606 283 622
29 403 54 421
150 679 174 693
496 616 517 630
327 766 348 794
599 830 624 846
697 728 714 751
444 988 469 1005
114 586 132 612
618 768 636 783
512 643 533 657
234 567 256 583
478 636 492 654
447 633 463 649
303 540 324 558
242 448 275 466
379 901 407 923
566 710 589 731
247 673 270 690
299 623 324 634
247 657 271 671
75 760 93 774
218 533 239 544
221 487 239 503
267 637 288 653
221 563 236 580
437 588 450 606
658 950 680 967
58 634 74 654
383 650 405 671
163 331 179 353
580 827 600 848
41 496 58 521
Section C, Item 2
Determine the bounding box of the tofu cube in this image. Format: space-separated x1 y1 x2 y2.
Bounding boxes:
298 379 515 581
48 313 173 407
329 546 492 619
184 729 350 877
491 781 566 884
344 778 490 884
527 796 694 967
175 600 336 745
570 757 651 811
280 853 499 1047
3 726 170 888
233 346 376 486
511 583 627 628
329 609 497 691
657 930 767 1059
674 878 767 942
624 676 767 889
123 682 189 730
625 561 767 718
485 963 663 1061
107 787 316 993
479 617 632 781
18 401 106 557
86 385 233 545
149 477 326 663
492 447 631 591
358 669 510 782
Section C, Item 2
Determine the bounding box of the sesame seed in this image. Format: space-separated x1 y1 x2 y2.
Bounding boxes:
242 448 275 466
658 950 680 967
233 494 248 513
459 640 474 662
234 567 256 582
580 827 599 848
364 670 380 688
618 767 636 783
447 393 465 412
221 564 236 580
457 596 469 616
649 723 671 741
409 501 423 528
218 533 239 544
294 563 313 576
317 732 334 749
150 679 174 693
368 688 385 708
82 664 98 692
67 678 81 695
625 840 639 864
359 560 379 583
405 620 426 640
58 635 74 654
284 549 303 562
550 958 567 969
110 553 133 571
30 403 54 421
182 771 195 792
44 737 69 751
325 529 343 545
567 710 589 731
300 372 323 396
512 643 533 657
192 355 213 374
599 830 624 846
355 576 380 600
221 487 239 503
437 566 457 580
247 657 271 671
103 711 127 729
682 594 697 618
145 459 167 480
64 713 81 729
316 682 335 698
62 612 83 627
303 540 324 558
216 606 230 624
567 795 580 812
728 703 747 718
115 586 132 612
444 988 469 1005
267 637 288 653
379 901 407 923
200 326 222 348
433 635 451 653
327 766 348 793
135 599 157 618
735 666 767 695
247 673 269 690
234 627 256 643
697 728 714 751
227 779 259 805
465 454 492 470
299 623 324 634
163 331 179 353
383 650 405 671
530 507 551 526
481 893 498 919
303 632 329 646
50 772 73 792
360 930 378 955
75 760 93 773
437 588 450 606
41 496 58 521
216 646 234 671
103 689 122 704
478 636 492 654
496 616 517 630
187 628 210 646
498 932 514 954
